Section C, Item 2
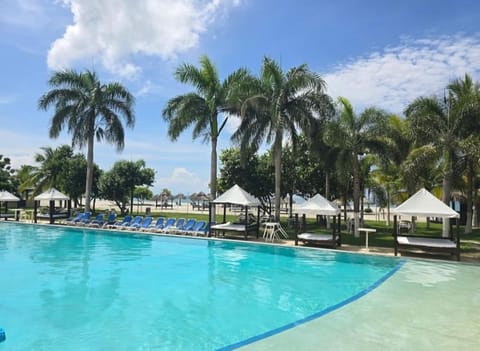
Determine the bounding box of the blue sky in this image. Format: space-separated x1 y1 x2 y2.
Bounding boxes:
1 0 480 196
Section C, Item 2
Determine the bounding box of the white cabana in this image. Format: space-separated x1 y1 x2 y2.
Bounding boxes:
392 188 459 218
297 193 340 215
294 193 342 248
34 188 71 224
0 190 20 220
209 184 260 239
392 188 460 261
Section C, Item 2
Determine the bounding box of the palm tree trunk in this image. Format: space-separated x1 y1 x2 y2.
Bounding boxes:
84 135 94 213
441 150 453 238
465 159 474 234
210 137 217 223
274 135 282 222
352 154 360 237
325 173 330 229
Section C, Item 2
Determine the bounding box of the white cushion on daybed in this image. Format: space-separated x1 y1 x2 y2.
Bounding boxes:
396 236 457 248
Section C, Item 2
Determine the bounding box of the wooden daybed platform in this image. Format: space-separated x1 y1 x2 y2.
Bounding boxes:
210 222 259 239
392 188 461 261
295 213 342 249
393 216 460 261
297 232 341 249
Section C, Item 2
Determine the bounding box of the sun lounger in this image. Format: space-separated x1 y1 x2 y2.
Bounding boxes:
108 215 132 229
186 220 207 236
142 217 165 232
63 213 85 225
131 216 152 230
100 213 117 228
161 218 185 233
85 214 104 227
173 218 196 234
120 216 142 229
154 217 176 233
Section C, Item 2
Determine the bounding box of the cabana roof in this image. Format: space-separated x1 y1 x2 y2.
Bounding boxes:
34 188 69 201
393 188 459 218
0 190 20 202
212 184 260 207
297 193 340 215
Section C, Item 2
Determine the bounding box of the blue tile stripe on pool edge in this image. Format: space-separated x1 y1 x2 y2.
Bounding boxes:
216 259 406 351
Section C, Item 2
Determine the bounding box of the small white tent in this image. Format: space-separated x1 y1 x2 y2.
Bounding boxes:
212 184 260 207
34 188 70 224
0 190 20 202
393 188 459 218
210 184 260 238
297 194 340 215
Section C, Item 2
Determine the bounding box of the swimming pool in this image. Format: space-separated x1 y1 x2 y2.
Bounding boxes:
0 223 478 350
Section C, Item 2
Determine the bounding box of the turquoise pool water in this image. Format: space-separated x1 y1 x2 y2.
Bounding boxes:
0 223 401 350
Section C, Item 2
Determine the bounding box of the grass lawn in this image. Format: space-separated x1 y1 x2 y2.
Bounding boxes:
94 209 480 261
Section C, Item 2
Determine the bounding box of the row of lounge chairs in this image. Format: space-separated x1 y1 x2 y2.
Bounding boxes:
61 212 209 236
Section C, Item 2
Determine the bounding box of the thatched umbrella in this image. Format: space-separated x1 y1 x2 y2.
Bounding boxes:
175 193 185 206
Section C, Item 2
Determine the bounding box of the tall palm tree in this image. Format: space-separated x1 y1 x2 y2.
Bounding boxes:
324 97 388 237
162 55 252 202
232 57 332 221
405 75 479 236
39 70 135 212
448 74 480 233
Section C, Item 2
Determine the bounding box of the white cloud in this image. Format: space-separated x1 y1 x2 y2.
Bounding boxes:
156 167 207 194
47 0 240 79
323 34 480 114
0 95 16 105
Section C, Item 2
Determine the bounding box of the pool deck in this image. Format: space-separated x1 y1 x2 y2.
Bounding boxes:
237 259 480 351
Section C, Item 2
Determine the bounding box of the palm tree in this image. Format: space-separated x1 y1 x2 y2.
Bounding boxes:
232 57 332 221
162 55 252 202
448 74 480 233
372 115 413 225
39 70 135 212
324 97 388 237
405 74 480 236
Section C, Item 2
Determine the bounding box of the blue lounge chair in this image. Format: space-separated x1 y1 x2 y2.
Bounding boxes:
64 213 85 225
86 214 104 227
132 216 152 230
144 217 165 232
121 215 142 229
75 212 91 226
192 221 209 236
174 218 196 234
166 218 185 233
187 220 207 236
109 215 132 229
156 218 177 233
101 213 117 228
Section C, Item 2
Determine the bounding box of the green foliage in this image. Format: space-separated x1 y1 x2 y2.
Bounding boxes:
218 147 273 202
98 160 155 214
0 155 17 193
134 187 153 202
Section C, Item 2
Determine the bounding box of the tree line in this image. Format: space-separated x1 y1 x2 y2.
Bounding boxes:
1 56 479 237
